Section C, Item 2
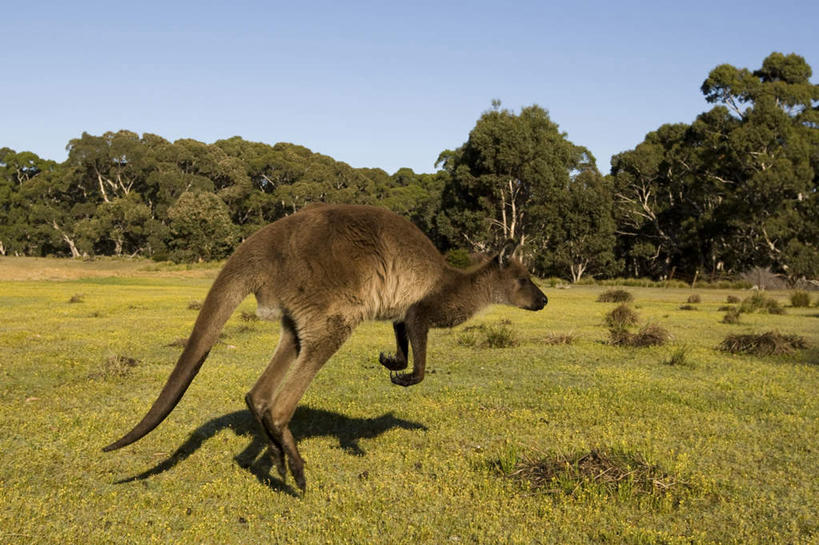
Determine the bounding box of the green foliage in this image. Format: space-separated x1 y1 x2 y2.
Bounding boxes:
722 308 743 324
597 289 634 303
739 293 785 315
456 322 518 348
663 345 693 367
789 290 811 307
605 304 639 328
445 248 472 269
166 192 239 262
614 52 819 281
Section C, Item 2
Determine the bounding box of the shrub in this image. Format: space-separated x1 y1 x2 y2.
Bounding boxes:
445 248 473 269
597 289 634 303
726 295 741 304
717 305 735 311
686 294 701 304
718 331 808 356
457 323 518 348
68 294 85 303
188 300 203 310
790 290 811 308
722 308 742 324
483 323 518 348
605 304 639 328
610 323 670 347
740 293 785 315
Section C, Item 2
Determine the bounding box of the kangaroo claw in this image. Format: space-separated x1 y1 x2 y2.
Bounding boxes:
390 371 422 387
379 352 408 371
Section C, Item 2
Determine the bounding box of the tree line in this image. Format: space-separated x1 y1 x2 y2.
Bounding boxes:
1 52 817 283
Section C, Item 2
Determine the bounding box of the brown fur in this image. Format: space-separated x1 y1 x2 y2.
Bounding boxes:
103 204 547 491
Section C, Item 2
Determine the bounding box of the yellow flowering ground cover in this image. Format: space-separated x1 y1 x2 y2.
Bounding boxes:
1 258 817 544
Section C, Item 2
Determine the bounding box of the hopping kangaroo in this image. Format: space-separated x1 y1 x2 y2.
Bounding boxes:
103 204 547 490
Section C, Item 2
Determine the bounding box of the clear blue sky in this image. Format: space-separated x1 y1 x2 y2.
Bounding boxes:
2 0 817 175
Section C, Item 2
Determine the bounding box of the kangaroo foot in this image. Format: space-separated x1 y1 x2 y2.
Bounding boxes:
390 371 423 387
379 352 408 371
245 394 286 479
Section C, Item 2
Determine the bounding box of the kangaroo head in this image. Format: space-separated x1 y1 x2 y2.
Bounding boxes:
492 239 548 311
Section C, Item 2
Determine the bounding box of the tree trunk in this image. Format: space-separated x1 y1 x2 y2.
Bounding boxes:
52 221 82 258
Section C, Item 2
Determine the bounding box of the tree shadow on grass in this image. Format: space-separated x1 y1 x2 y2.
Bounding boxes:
115 406 427 495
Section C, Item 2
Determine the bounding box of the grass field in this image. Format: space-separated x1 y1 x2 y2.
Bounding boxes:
1 257 817 544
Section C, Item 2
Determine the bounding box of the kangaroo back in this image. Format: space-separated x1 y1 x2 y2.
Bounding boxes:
102 261 253 451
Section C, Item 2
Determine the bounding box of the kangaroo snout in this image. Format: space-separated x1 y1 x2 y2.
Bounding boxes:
528 292 548 311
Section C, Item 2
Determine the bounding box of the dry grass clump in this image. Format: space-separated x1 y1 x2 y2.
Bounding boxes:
68 293 85 303
679 305 696 311
663 345 692 367
610 323 670 347
718 331 808 356
187 300 203 310
722 308 743 324
725 295 741 304
457 323 518 348
790 290 811 308
597 289 634 303
543 331 576 345
686 294 701 304
740 293 785 315
167 337 188 347
503 448 687 499
605 304 639 328
91 355 140 379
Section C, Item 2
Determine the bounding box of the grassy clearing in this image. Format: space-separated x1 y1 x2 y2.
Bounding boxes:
1 259 818 544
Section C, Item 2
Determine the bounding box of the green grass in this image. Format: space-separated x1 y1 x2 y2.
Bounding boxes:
1 260 818 544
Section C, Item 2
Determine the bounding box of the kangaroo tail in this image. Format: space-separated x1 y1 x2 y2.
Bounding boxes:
102 261 254 452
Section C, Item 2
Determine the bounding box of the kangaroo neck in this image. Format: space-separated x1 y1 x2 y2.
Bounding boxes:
423 261 502 328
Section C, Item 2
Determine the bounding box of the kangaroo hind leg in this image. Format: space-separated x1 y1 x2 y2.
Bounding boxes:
390 312 428 387
379 321 408 371
246 315 300 479
253 317 353 491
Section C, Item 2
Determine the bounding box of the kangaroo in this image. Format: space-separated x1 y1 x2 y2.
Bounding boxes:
103 204 547 491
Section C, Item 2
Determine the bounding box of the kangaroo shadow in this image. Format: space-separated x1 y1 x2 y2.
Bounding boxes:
116 406 427 495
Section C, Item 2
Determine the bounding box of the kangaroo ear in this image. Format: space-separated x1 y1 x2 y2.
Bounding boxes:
497 239 518 267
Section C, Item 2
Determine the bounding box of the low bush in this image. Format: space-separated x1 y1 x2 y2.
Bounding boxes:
597 289 634 303
686 294 701 304
605 304 639 328
457 323 518 348
740 293 785 315
718 331 808 356
726 295 741 304
610 323 670 347
790 291 811 308
722 308 743 324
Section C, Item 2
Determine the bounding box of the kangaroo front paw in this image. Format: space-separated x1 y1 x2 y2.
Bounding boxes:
390 371 422 387
379 352 408 371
